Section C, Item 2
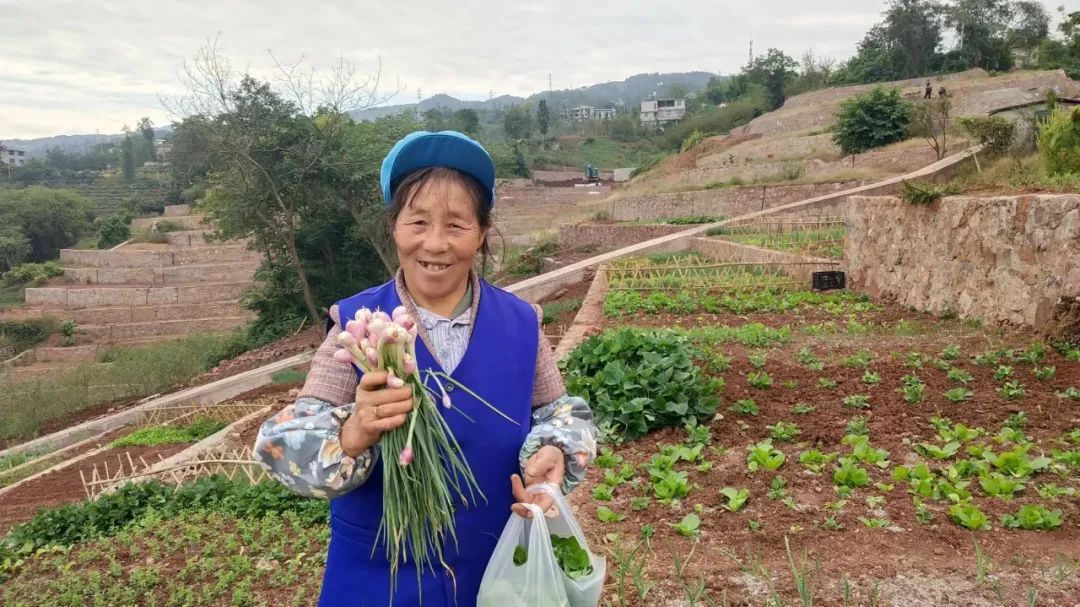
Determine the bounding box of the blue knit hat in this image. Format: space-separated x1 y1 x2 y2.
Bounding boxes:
380 130 496 208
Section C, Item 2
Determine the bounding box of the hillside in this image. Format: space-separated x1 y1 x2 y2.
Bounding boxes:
625 68 1080 194
350 71 717 121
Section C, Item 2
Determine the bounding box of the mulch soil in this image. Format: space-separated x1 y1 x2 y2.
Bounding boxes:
0 442 189 536
571 302 1080 605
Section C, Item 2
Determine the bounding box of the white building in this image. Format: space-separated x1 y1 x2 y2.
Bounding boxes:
640 98 686 125
562 106 616 121
0 145 27 167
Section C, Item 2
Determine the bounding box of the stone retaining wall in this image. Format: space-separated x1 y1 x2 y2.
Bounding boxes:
692 238 841 284
845 194 1080 327
558 223 687 250
607 181 873 221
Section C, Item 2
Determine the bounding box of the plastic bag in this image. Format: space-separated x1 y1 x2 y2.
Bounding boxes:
527 483 606 607
477 502 570 607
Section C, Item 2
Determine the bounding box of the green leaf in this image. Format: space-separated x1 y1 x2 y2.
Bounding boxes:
596 506 625 523
671 513 701 537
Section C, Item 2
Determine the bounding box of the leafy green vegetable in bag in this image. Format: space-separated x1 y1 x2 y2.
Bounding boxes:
550 534 593 580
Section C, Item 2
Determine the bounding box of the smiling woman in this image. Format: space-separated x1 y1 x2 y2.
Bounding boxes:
252 131 599 607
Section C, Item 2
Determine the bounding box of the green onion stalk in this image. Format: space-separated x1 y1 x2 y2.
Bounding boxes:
333 306 517 599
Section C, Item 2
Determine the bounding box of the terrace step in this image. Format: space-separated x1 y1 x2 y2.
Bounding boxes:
131 214 208 232
5 361 114 382
60 245 258 268
25 281 254 309
10 301 251 326
25 345 101 363
163 204 192 217
76 314 253 342
63 261 259 286
166 230 214 247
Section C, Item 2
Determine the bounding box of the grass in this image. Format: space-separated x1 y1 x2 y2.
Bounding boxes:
533 136 657 169
271 369 308 384
109 416 228 448
719 226 846 259
0 447 49 473
0 282 27 310
953 154 1080 194
0 332 241 443
541 297 583 325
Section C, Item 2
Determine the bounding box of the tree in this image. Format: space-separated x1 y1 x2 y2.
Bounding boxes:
0 187 94 263
702 76 727 105
944 0 1015 70
833 87 912 156
911 95 953 159
787 51 837 97
744 49 798 110
0 224 31 272
502 105 533 140
1008 1 1050 58
452 109 480 136
1037 9 1080 77
167 40 392 325
884 0 945 78
537 100 550 136
120 134 136 180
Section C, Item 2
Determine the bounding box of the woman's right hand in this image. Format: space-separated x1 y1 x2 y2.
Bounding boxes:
340 371 414 458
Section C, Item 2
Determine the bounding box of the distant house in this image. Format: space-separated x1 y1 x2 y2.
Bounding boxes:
0 144 27 167
640 98 686 125
562 106 616 121
154 138 172 160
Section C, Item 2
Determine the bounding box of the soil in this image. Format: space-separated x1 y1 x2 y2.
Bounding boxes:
571 302 1080 606
0 442 190 535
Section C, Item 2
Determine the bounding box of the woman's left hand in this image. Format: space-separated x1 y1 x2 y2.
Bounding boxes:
510 445 565 518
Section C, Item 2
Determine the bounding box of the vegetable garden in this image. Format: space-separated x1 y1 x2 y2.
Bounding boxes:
710 217 847 259
2 255 1079 606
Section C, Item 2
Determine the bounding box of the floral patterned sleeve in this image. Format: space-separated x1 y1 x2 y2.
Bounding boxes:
519 394 599 495
253 397 377 499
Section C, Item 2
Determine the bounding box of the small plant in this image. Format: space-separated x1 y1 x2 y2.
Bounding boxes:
597 506 626 523
949 502 990 530
768 421 801 443
899 179 962 205
978 472 1025 499
861 371 881 385
820 516 843 531
1058 387 1080 401
940 344 961 361
730 398 760 416
818 377 838 389
915 441 961 460
630 497 650 512
59 320 77 346
999 381 1026 401
652 470 691 504
748 352 767 369
671 513 701 537
1004 411 1028 430
994 365 1014 381
845 416 869 436
859 517 892 529
720 487 750 512
905 351 924 369
841 350 873 369
592 485 615 501
792 403 816 415
595 448 624 469
1001 505 1062 530
746 439 786 472
945 387 974 402
795 347 821 367
782 379 799 390
747 371 774 389
833 459 870 488
914 498 934 524
899 374 926 404
842 394 870 409
1032 366 1056 381
799 449 837 473
947 368 973 384
684 421 712 447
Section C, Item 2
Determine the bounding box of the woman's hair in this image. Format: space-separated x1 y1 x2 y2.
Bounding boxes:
386 167 500 274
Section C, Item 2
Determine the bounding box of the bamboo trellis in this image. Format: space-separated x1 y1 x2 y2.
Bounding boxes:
81 445 268 498
139 402 269 428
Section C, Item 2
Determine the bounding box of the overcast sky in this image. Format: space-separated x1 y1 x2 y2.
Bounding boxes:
0 0 1068 139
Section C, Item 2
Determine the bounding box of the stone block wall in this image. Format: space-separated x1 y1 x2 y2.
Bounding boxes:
609 181 873 222
845 194 1080 327
558 223 687 250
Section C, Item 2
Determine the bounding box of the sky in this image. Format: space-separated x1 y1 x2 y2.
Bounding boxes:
0 0 1066 139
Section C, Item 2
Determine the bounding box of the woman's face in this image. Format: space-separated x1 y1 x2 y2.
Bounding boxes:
393 178 486 308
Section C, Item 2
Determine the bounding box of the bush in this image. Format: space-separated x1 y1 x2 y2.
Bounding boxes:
1 261 64 286
505 241 558 276
0 319 56 355
94 212 133 249
958 116 1016 157
899 179 963 205
0 187 94 263
667 215 725 225
681 129 705 152
1037 107 1080 176
561 328 721 439
833 87 912 156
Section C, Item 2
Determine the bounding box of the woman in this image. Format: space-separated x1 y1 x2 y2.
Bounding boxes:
254 130 599 607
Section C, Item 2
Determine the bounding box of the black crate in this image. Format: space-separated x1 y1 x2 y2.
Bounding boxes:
812 271 846 291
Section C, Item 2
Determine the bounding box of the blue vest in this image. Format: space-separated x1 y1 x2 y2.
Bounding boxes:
318 279 539 607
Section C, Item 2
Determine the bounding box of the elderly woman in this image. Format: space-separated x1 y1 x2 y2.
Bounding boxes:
254 131 598 607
